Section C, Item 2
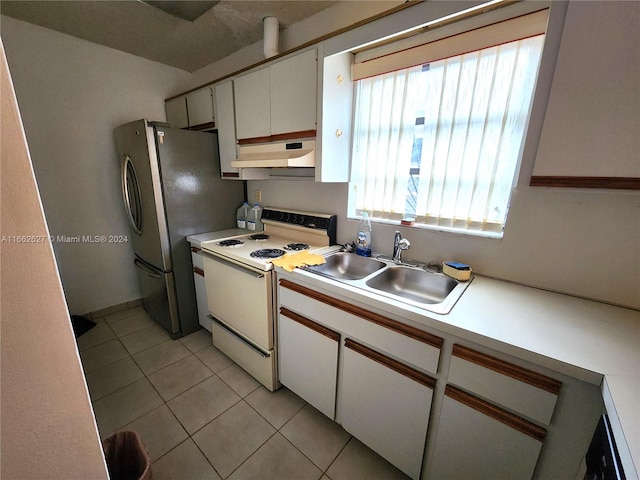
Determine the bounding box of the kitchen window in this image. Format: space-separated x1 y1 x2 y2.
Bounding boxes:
349 8 548 237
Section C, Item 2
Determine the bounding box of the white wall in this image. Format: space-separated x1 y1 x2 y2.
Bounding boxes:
248 1 640 310
1 15 191 314
1 41 108 480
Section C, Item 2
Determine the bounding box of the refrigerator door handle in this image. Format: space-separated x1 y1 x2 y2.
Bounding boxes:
121 154 143 235
134 258 162 279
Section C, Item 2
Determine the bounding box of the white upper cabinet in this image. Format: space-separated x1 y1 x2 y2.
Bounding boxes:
269 49 318 136
165 96 189 129
316 48 353 182
234 67 271 140
186 87 215 127
234 49 317 141
213 81 239 178
532 1 640 183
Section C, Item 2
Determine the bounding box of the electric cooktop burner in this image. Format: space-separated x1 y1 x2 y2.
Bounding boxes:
250 248 286 259
217 239 244 247
284 243 310 251
248 234 270 241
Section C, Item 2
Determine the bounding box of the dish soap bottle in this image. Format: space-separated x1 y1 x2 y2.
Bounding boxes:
355 212 372 257
247 203 264 232
236 201 250 229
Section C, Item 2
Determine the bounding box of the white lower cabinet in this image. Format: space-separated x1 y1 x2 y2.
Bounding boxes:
340 339 435 480
190 246 211 332
276 275 603 480
429 385 545 479
278 307 339 419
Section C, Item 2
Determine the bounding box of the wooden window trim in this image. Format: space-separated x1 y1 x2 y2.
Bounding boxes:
280 307 340 342
530 176 640 190
345 338 436 389
445 384 547 442
452 344 561 395
279 279 443 349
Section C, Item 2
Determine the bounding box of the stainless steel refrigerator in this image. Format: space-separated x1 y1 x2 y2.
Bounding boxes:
114 119 243 338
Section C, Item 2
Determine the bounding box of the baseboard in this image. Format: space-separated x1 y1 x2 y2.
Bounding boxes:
81 298 143 320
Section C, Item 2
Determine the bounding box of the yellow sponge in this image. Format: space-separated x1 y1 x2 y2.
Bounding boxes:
443 261 472 281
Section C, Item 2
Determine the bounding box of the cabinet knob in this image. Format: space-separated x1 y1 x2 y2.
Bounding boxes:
335 129 343 138
337 74 344 85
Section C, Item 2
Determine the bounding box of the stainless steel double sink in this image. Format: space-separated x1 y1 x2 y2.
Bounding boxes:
304 252 472 315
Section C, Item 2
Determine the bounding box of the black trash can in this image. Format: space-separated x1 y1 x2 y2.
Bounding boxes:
102 431 152 480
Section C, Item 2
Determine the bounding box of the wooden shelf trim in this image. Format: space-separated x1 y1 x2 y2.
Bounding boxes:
237 129 317 145
452 345 561 395
193 267 205 277
279 279 443 349
280 307 340 342
345 338 436 389
530 176 640 190
221 172 240 178
445 384 547 442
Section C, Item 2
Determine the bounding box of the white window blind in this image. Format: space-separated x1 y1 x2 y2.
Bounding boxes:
350 11 547 236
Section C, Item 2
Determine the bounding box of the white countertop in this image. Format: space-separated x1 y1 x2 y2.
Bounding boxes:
287 267 640 478
187 229 246 247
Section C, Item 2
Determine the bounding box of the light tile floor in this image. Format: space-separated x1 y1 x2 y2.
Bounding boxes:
77 306 410 480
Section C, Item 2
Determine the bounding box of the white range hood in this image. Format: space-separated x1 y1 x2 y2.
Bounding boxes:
231 139 315 169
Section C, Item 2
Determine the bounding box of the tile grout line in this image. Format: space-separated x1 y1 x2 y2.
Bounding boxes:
82 316 352 479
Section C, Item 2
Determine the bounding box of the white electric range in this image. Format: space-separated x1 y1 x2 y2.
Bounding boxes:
198 207 339 390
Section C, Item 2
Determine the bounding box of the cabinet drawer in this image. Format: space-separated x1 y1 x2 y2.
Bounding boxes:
448 345 561 425
279 279 442 374
430 385 546 480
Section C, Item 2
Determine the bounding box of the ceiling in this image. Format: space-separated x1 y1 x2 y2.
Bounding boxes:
0 0 340 72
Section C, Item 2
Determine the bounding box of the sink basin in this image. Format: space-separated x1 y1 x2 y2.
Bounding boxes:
302 252 471 314
306 252 386 280
365 266 458 305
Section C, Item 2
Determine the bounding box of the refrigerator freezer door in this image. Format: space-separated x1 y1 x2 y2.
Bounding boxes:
133 256 180 335
154 126 243 337
115 119 171 271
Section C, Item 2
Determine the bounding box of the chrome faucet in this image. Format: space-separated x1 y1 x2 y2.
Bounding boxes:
392 231 410 263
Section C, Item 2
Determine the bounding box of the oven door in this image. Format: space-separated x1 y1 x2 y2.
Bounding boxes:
201 251 273 349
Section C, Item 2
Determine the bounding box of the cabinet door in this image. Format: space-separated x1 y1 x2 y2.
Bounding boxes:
429 385 546 480
165 96 189 129
213 81 239 178
270 49 318 136
316 50 353 182
340 339 435 480
191 248 211 332
234 67 271 140
186 87 214 127
278 307 339 419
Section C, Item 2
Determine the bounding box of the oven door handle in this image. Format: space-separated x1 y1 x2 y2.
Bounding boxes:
199 249 265 279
